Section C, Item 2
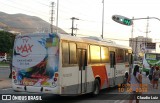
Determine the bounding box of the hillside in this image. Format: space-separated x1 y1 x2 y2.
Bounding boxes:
0 12 67 34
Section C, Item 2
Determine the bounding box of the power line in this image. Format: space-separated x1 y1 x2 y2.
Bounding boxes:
0 1 48 18
34 0 100 26
7 0 49 15
1 0 109 25
76 33 160 43
33 0 50 7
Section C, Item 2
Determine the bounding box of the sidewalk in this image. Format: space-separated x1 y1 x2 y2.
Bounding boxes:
0 66 12 89
123 74 160 103
0 78 12 89
0 66 9 69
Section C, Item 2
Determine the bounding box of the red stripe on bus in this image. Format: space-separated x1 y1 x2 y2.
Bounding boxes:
91 65 108 88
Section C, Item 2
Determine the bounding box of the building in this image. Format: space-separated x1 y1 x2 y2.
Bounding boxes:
129 36 154 60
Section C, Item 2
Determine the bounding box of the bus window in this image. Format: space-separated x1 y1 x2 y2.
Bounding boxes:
110 51 115 68
116 49 125 63
101 46 109 63
129 53 133 65
90 45 101 63
87 45 90 64
62 42 69 66
125 50 129 62
69 42 77 64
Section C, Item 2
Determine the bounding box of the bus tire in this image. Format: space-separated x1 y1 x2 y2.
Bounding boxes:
92 79 100 96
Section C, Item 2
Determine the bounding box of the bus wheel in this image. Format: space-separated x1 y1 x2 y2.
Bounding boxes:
92 79 100 96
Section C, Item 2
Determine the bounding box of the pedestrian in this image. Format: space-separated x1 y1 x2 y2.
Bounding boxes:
152 66 160 89
125 72 129 83
148 65 154 85
127 65 142 103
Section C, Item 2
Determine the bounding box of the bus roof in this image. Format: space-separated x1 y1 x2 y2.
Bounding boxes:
15 33 132 50
58 33 131 50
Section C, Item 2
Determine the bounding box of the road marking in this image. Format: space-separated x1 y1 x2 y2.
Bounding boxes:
2 88 12 90
114 100 126 103
114 100 121 103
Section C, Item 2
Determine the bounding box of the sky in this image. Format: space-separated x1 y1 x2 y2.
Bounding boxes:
0 0 160 46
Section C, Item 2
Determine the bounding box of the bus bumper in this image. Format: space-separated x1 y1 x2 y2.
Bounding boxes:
12 84 60 94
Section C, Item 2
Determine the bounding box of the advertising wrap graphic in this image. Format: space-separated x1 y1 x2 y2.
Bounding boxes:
12 33 59 87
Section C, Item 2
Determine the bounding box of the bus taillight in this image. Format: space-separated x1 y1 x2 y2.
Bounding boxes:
12 71 15 75
13 76 16 79
55 73 58 77
12 71 16 79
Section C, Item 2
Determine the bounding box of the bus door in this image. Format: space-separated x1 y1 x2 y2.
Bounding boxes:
110 51 116 86
77 49 87 94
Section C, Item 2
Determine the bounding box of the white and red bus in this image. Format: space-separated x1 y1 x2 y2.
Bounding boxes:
12 33 132 95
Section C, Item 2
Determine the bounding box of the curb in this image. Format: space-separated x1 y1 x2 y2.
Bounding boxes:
0 66 10 70
0 66 9 68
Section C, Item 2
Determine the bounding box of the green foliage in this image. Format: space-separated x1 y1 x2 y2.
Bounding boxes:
0 62 9 66
0 31 15 56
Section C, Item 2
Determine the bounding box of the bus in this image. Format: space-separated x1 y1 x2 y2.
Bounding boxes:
12 33 132 95
142 53 160 75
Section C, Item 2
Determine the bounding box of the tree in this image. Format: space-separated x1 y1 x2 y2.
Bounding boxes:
0 31 15 56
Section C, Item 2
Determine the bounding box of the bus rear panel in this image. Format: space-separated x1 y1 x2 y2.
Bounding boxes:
12 33 60 94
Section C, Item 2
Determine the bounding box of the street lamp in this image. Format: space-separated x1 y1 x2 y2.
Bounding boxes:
131 17 160 21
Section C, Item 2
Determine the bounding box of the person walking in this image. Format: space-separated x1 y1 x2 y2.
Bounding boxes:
148 65 154 85
152 66 160 89
127 65 142 103
125 72 129 83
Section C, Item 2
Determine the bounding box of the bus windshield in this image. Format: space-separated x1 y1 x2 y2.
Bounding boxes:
145 53 160 64
142 53 160 75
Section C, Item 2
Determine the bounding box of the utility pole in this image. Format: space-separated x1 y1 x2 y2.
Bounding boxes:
50 2 55 33
131 17 135 60
56 0 59 34
145 16 149 53
131 17 134 51
75 24 78 35
101 0 104 39
135 38 138 60
71 17 79 36
146 16 149 38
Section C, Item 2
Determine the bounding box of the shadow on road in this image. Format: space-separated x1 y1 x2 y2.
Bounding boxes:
30 86 129 103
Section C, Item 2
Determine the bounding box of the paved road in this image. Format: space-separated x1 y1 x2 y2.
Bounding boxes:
0 86 129 103
0 67 10 80
0 67 160 103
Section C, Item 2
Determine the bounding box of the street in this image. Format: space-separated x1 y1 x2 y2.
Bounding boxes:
1 1 160 103
0 67 160 103
0 67 10 80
